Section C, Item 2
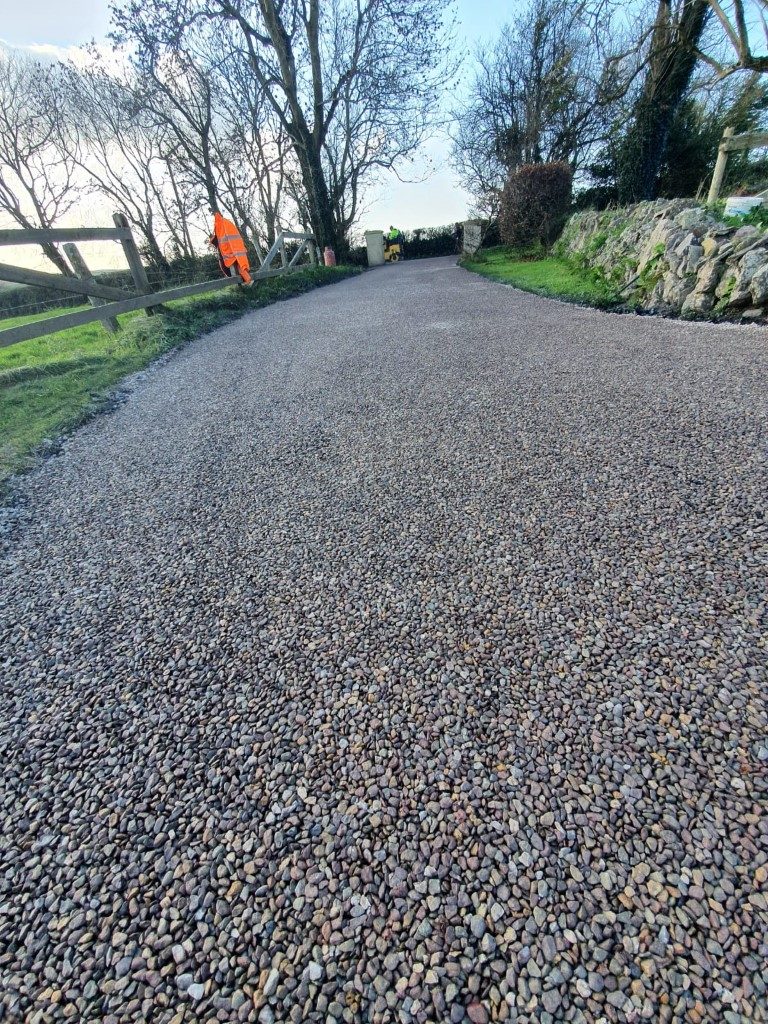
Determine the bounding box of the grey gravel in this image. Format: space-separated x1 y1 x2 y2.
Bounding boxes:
1 257 767 1023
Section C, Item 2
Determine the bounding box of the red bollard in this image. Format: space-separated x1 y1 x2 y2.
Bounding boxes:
323 246 336 267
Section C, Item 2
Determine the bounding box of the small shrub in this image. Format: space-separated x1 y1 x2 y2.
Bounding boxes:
346 245 369 267
499 162 573 249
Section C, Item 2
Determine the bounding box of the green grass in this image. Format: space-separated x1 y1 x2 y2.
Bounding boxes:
462 246 618 306
0 303 90 329
0 265 360 486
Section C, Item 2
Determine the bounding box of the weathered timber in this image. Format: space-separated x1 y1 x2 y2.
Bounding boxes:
0 222 316 350
63 243 120 334
113 212 158 315
0 226 132 247
720 131 768 152
0 261 132 301
0 277 238 349
0 267 293 349
708 127 768 203
288 239 309 269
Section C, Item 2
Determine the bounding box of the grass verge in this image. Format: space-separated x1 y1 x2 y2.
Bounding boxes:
0 265 360 487
461 245 618 307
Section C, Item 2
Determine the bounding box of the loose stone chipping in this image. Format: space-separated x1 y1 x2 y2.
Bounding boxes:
556 198 768 318
1 257 767 1023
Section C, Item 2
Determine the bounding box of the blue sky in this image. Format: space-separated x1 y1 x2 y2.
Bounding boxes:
2 0 512 52
2 2 112 48
1 0 515 234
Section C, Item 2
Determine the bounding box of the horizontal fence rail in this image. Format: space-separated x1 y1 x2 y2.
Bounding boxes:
0 261 133 301
0 219 317 349
0 226 133 246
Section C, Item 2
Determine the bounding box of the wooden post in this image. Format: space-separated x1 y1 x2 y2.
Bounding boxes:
113 211 160 314
707 126 734 205
279 234 288 269
63 243 120 334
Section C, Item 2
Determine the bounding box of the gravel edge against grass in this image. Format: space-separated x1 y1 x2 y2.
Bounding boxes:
0 265 362 497
460 262 620 311
459 248 620 310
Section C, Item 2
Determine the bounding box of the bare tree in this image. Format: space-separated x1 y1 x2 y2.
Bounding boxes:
321 29 445 240
699 0 768 76
61 60 176 271
132 43 221 215
63 33 302 268
211 41 296 253
111 0 457 252
151 153 203 261
98 22 294 257
451 0 615 216
0 51 81 274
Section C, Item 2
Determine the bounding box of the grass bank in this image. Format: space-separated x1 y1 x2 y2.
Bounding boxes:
0 265 360 487
461 245 618 307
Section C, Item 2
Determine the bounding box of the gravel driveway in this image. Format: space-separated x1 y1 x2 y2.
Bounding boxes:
1 257 766 1024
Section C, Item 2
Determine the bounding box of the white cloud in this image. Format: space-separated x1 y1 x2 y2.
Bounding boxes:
0 38 80 63
0 37 122 73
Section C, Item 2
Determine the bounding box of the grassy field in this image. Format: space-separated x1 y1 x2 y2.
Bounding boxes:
462 246 618 306
0 265 360 487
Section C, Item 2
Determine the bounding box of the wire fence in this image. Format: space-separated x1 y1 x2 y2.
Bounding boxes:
1 295 85 317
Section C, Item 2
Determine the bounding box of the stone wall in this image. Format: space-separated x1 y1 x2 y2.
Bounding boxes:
555 199 768 319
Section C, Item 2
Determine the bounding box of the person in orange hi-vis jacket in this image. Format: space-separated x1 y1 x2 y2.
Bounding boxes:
208 210 253 285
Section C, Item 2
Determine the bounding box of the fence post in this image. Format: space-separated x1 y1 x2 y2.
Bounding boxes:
279 234 288 269
113 212 160 314
707 126 734 205
63 243 120 335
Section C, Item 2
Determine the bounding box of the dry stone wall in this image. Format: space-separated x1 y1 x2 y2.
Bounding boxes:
556 199 768 319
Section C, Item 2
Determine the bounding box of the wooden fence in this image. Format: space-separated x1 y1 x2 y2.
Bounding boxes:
0 213 318 350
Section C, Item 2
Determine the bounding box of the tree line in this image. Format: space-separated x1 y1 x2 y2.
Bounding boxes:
1 0 768 277
0 0 455 276
452 0 768 218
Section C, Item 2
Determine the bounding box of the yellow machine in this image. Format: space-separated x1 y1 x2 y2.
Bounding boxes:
384 241 402 262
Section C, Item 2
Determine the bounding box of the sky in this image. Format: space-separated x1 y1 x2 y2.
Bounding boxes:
0 0 515 252
0 0 512 51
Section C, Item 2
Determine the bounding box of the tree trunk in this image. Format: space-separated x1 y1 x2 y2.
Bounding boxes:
293 137 340 252
255 0 343 254
264 210 277 247
41 242 73 277
617 0 709 203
